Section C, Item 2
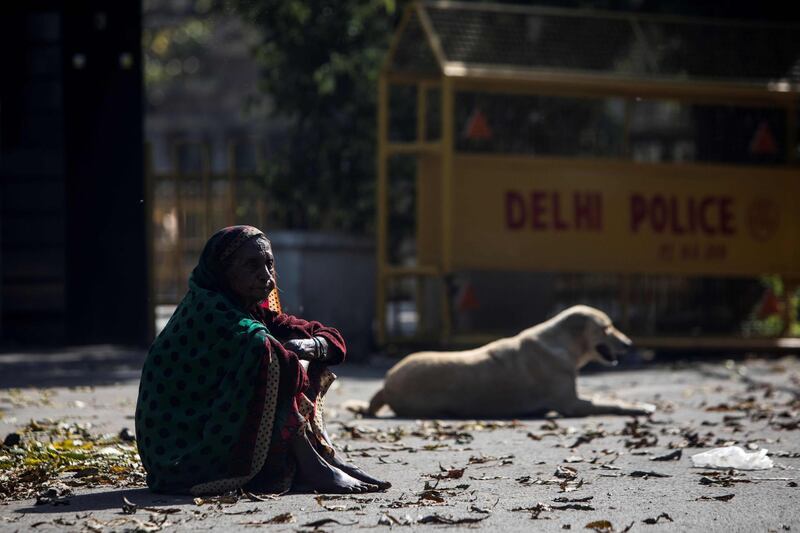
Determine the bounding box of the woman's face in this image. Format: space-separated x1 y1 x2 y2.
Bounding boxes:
224 236 275 308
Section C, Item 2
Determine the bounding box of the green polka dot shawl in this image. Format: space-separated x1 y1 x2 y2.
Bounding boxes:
135 226 344 494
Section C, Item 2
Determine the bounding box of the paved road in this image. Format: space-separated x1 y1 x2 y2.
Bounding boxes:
0 348 798 532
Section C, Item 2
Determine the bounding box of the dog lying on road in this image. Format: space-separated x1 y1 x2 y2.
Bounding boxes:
368 305 654 418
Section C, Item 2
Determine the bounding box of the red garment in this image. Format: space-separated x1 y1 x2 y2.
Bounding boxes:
256 303 347 364
239 306 346 492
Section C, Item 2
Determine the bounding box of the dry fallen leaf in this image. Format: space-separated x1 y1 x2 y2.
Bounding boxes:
34 486 73 506
302 517 358 527
511 502 551 519
642 512 673 524
555 465 578 480
193 493 239 506
696 494 735 502
552 503 595 511
240 490 279 502
570 430 607 449
554 496 593 503
629 470 671 479
585 519 614 532
650 450 682 461
560 478 585 493
468 454 514 465
428 464 466 480
418 513 489 525
418 489 446 503
267 512 295 523
698 471 751 487
378 513 414 526
73 467 100 478
239 512 295 526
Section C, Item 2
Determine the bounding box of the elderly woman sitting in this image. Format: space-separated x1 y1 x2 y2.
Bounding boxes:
135 226 388 495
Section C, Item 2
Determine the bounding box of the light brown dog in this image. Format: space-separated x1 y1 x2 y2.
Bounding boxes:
368 305 654 418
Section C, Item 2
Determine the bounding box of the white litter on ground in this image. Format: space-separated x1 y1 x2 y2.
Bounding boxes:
691 446 774 470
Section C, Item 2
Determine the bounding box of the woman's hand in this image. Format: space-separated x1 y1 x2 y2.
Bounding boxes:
283 337 329 361
283 339 316 358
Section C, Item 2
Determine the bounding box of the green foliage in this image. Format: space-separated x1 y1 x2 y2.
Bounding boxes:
143 1 217 89
0 419 144 501
745 276 800 337
224 0 408 233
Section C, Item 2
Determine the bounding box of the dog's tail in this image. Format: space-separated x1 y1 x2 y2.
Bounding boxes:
367 387 387 416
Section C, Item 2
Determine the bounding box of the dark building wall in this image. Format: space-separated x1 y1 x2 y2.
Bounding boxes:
1 6 67 342
0 1 148 347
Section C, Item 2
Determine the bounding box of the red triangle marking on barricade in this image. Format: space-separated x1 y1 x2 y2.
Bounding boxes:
457 283 480 311
749 121 778 155
464 109 493 140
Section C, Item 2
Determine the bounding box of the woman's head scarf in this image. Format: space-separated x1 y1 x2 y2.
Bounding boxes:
190 225 282 313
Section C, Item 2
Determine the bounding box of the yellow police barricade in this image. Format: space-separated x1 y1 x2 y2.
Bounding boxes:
376 2 800 350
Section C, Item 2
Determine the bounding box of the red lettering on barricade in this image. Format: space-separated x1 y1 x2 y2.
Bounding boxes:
651 195 667 233
574 192 603 230
552 192 568 230
720 197 735 235
503 190 605 233
628 194 737 237
680 243 700 260
531 191 547 230
657 242 675 261
704 244 727 260
669 197 685 235
631 194 646 232
687 197 698 233
505 191 525 229
699 197 716 235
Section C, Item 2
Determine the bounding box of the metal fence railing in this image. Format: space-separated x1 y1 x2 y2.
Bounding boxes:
146 139 271 307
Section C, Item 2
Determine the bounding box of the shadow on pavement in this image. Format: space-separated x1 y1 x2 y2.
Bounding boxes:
0 345 387 390
15 487 193 514
332 361 392 381
0 345 146 389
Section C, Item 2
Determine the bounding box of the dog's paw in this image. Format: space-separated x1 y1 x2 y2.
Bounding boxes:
631 402 656 415
340 399 370 415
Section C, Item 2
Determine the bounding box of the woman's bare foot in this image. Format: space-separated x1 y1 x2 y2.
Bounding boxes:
291 431 379 494
325 454 391 490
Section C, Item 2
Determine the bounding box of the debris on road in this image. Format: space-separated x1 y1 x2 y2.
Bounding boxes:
417 513 490 525
696 493 736 502
0 419 143 502
650 449 682 461
1 355 799 531
585 519 633 532
629 470 671 478
691 446 774 470
642 512 673 524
